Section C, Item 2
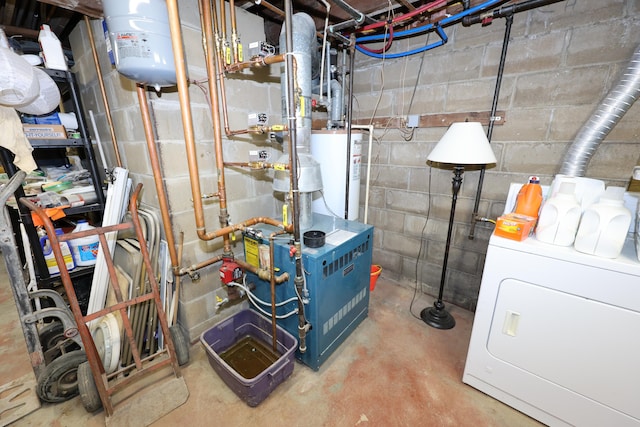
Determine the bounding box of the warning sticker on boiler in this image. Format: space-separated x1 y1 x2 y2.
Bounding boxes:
244 236 260 268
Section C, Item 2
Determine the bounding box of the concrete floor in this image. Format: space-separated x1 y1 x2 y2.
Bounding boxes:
1 264 543 427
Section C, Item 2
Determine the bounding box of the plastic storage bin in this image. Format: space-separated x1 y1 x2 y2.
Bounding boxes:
200 309 297 407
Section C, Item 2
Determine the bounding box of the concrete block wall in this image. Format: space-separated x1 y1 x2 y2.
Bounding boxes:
69 1 284 341
354 0 640 311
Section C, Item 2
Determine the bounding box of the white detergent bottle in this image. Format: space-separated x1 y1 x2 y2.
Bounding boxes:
574 186 631 258
536 182 582 246
38 24 68 71
40 229 75 275
69 220 100 267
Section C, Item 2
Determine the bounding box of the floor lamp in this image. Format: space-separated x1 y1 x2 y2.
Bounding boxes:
421 122 497 330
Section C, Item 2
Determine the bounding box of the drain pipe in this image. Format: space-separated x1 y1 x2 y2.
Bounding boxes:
560 44 640 176
468 13 513 240
283 0 310 353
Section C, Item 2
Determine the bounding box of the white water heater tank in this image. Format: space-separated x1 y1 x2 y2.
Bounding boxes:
103 0 177 89
311 130 363 220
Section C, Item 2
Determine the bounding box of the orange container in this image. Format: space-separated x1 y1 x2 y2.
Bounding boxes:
494 213 536 241
370 265 382 291
514 176 543 219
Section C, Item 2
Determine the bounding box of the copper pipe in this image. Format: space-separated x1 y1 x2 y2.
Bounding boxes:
84 16 122 168
135 85 180 265
229 0 239 63
226 53 285 72
202 0 232 254
234 258 289 284
166 0 209 238
205 216 292 241
224 162 289 170
172 231 184 326
178 254 225 276
255 0 285 17
219 0 229 65
219 0 227 38
216 36 238 135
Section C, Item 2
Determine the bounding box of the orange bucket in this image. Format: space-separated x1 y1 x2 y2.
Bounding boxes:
370 264 382 291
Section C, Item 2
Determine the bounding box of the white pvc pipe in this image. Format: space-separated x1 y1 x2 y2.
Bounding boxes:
351 124 374 224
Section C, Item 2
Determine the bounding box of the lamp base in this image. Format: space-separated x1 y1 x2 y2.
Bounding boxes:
420 301 455 330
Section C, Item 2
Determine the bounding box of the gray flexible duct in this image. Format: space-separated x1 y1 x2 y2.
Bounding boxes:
559 44 640 177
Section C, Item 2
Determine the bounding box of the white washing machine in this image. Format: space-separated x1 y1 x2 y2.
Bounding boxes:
463 234 640 427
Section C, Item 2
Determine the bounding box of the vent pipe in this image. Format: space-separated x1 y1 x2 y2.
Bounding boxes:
560 44 640 177
273 12 323 230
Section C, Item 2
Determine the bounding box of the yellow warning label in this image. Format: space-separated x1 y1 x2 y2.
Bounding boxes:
225 46 231 65
244 236 260 268
274 163 286 171
238 44 243 62
282 204 288 227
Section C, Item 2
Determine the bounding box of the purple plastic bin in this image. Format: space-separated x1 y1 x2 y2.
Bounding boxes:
200 309 298 407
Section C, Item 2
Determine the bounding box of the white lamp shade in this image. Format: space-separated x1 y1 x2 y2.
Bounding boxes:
427 122 497 166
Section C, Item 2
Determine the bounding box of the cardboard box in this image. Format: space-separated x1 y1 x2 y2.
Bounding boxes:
23 124 67 139
494 213 537 241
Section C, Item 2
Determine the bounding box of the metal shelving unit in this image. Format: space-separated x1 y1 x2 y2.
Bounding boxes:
0 68 106 286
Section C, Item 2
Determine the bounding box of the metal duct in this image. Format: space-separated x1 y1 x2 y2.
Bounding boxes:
273 12 323 229
560 44 640 177
278 12 319 153
330 79 344 124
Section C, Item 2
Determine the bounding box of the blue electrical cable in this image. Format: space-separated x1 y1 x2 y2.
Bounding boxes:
355 25 448 59
353 0 505 58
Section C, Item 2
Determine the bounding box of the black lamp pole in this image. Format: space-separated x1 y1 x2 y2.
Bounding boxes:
421 165 464 329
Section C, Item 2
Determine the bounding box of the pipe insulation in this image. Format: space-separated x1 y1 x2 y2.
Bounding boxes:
560 44 640 177
274 12 323 230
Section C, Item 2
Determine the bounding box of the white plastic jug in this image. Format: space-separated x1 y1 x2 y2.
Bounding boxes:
69 220 100 267
536 182 582 246
38 24 67 71
574 186 631 258
40 229 75 275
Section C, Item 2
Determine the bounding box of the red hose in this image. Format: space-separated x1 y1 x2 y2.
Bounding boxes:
356 0 448 34
357 25 394 54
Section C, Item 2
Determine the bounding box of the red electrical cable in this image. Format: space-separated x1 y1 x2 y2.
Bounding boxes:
357 25 394 54
356 0 448 34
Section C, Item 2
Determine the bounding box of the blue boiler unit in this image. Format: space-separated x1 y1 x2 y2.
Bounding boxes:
242 213 373 370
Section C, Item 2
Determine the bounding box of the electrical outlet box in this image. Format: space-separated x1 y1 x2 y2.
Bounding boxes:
407 115 420 128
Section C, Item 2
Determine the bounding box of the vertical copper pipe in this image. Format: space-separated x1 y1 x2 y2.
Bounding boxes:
229 0 239 64
166 0 288 243
219 0 227 37
84 16 122 168
165 0 207 236
219 0 228 65
202 0 232 253
135 84 181 281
